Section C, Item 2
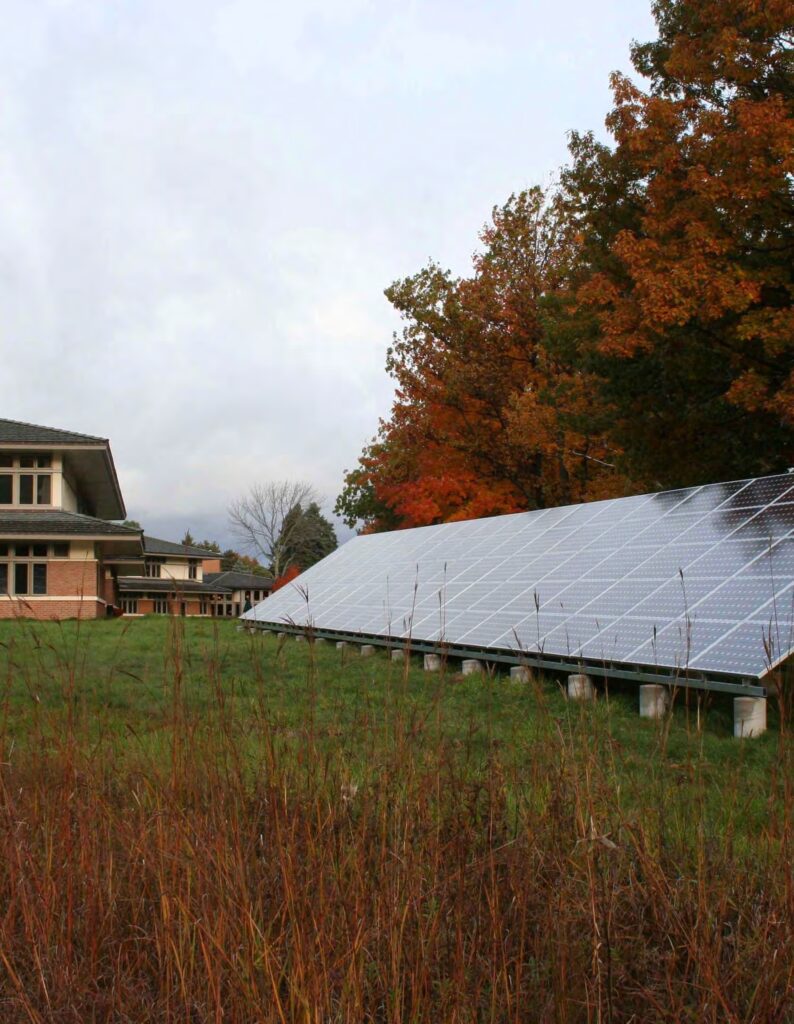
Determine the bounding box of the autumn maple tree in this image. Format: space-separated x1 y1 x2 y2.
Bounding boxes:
336 189 622 530
561 0 794 487
338 0 793 531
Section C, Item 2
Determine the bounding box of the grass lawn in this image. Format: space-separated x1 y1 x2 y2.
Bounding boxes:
0 616 789 1021
0 614 780 787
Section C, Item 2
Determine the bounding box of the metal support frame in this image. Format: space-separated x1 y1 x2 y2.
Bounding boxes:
247 620 768 698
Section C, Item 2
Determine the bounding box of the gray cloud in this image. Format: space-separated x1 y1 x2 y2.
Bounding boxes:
0 0 654 550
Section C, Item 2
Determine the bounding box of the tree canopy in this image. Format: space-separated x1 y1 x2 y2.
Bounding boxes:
337 0 794 531
278 502 338 572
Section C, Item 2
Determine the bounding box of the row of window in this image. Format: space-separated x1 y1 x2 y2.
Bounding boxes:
121 598 171 614
0 562 47 595
0 473 52 506
0 543 70 558
144 558 201 579
1 455 56 508
0 454 52 468
121 597 211 615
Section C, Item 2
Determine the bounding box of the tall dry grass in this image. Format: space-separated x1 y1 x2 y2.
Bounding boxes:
0 620 791 1023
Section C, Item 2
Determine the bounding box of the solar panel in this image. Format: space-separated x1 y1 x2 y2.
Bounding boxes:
243 473 794 692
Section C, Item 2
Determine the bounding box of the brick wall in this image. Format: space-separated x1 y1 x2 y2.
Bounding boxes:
48 559 99 598
0 598 103 620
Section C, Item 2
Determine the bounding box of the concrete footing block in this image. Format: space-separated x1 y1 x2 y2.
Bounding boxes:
361 644 376 658
734 697 767 738
461 659 482 676
567 674 594 700
336 641 348 650
424 654 442 672
639 684 668 719
314 637 327 645
294 634 307 643
390 649 405 662
510 665 531 682
276 632 287 640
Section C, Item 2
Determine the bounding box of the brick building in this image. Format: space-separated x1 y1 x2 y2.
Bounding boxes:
0 418 273 620
114 537 271 616
203 569 274 617
0 418 142 619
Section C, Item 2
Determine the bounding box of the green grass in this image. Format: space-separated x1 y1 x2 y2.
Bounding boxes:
0 616 782 833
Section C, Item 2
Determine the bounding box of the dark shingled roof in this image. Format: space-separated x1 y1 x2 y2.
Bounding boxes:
0 418 107 445
118 577 231 595
204 570 274 591
0 510 141 536
143 536 220 559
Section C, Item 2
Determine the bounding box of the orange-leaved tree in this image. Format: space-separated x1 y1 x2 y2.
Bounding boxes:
336 189 625 531
560 0 794 486
271 564 301 592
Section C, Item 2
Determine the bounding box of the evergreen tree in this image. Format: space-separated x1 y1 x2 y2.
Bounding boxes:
278 503 337 571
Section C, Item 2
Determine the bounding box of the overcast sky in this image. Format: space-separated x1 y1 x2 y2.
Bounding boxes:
0 0 654 550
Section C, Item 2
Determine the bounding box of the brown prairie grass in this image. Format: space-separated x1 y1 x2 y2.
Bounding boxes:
0 617 791 1023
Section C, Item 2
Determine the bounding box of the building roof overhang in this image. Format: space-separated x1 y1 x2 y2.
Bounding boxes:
0 510 142 554
0 439 126 520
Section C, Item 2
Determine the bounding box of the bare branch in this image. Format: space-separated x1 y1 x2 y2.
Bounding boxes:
228 480 319 578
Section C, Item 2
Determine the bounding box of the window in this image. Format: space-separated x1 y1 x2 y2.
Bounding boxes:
121 598 138 614
0 454 54 505
19 454 50 468
153 598 169 615
33 564 47 595
11 563 46 595
53 543 70 558
188 560 198 580
36 476 51 504
199 597 208 615
0 545 62 598
145 558 164 578
14 563 28 595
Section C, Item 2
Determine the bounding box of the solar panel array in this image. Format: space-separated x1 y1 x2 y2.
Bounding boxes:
243 474 794 683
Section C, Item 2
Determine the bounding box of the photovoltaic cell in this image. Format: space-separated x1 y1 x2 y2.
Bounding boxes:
243 473 794 683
